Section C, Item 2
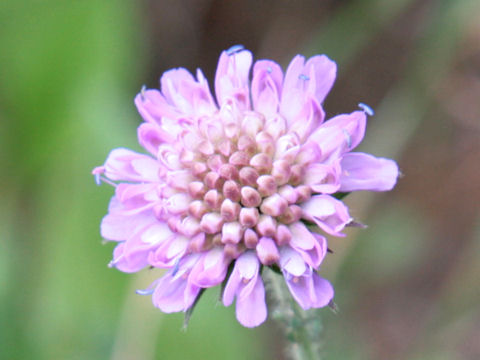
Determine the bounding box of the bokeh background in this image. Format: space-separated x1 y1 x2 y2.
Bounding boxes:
1 0 479 359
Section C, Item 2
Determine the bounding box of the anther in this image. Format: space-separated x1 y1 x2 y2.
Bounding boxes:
358 102 374 116
226 44 245 55
342 129 352 148
267 66 272 74
298 74 310 81
240 186 262 208
136 288 155 296
140 85 147 101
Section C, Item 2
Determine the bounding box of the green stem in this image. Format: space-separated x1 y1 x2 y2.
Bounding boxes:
264 268 324 360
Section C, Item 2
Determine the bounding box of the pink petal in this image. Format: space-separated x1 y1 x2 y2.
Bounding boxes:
100 198 157 241
339 152 399 192
306 111 367 162
160 68 217 118
251 60 283 117
134 88 179 124
288 97 325 143
302 195 352 236
214 48 253 108
103 148 160 182
304 160 341 194
235 275 267 328
305 55 337 105
189 248 229 287
279 246 307 276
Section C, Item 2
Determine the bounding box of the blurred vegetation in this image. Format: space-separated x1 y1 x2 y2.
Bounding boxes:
1 0 479 359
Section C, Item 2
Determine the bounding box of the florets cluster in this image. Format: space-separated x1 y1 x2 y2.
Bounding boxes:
93 46 398 327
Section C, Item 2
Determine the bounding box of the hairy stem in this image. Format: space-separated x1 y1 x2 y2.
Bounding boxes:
264 268 324 360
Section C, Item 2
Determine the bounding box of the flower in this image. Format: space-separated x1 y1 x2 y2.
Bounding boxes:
93 45 398 328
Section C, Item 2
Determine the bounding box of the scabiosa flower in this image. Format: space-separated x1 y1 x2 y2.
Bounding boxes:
93 45 398 328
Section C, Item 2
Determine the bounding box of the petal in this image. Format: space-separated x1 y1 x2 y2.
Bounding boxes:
160 68 217 117
103 148 160 182
307 111 367 162
283 268 314 310
339 152 399 192
137 123 172 156
235 275 267 328
288 97 325 143
100 198 157 241
310 273 334 307
302 195 352 236
222 263 242 306
304 55 337 104
189 248 229 287
304 160 341 194
215 48 253 108
279 55 306 124
251 60 283 117
279 246 307 276
134 88 179 124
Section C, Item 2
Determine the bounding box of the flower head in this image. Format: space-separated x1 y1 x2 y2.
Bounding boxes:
93 45 398 327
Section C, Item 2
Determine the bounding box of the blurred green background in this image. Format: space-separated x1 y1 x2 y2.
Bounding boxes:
1 0 479 359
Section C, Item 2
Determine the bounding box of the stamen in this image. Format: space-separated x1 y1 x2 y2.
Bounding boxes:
342 129 352 148
226 44 245 55
267 66 272 74
171 257 181 276
298 74 310 81
358 102 374 116
140 85 146 101
136 288 155 296
94 173 101 186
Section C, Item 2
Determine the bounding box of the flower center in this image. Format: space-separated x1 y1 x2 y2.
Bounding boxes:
169 107 312 262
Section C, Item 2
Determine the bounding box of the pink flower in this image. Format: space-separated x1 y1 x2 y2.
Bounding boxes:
94 45 398 327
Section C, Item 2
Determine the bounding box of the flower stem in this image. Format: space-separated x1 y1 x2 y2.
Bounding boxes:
264 269 324 360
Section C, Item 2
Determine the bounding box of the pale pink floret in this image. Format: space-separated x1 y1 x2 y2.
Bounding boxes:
94 46 398 327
